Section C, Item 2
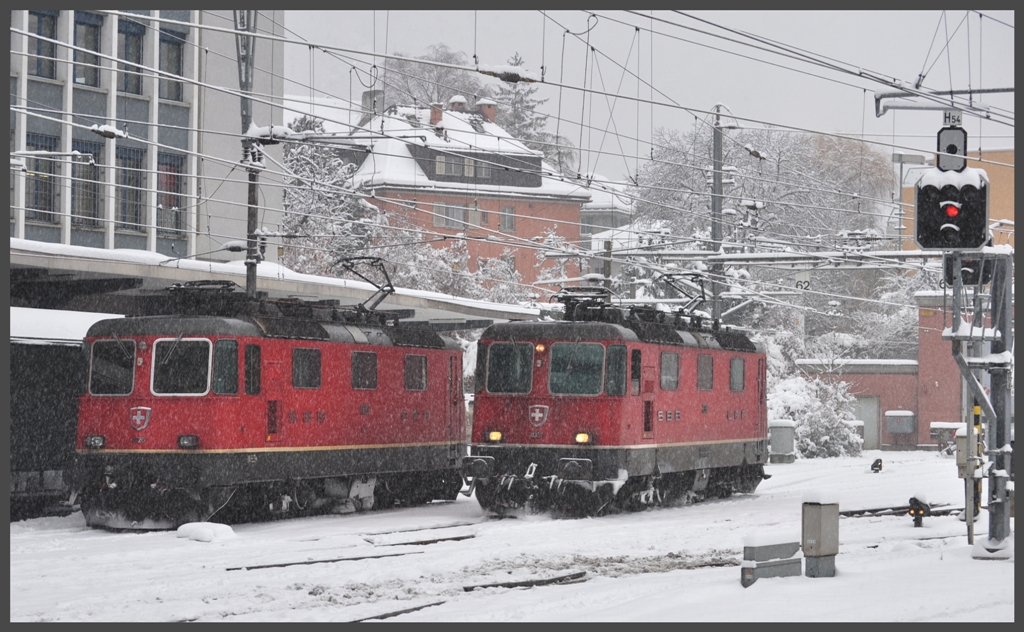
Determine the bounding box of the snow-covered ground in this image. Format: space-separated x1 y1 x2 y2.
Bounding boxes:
10 450 1013 622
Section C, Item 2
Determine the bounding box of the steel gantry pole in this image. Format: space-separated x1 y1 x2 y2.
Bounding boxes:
235 10 260 298
711 106 723 322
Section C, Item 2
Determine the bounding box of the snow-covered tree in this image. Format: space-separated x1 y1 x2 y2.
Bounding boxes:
494 53 577 173
768 375 863 458
383 44 491 108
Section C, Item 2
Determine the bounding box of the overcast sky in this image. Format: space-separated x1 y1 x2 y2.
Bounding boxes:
280 10 1014 181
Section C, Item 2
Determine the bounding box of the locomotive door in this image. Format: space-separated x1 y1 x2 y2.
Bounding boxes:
265 359 286 442
447 356 462 466
641 363 657 442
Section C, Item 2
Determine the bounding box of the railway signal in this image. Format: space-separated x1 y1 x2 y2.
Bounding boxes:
914 171 989 250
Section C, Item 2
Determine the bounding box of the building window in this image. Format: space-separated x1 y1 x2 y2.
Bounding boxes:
118 19 145 95
730 357 746 392
25 133 59 223
433 203 466 229
74 13 103 87
697 354 714 391
477 160 491 179
71 140 103 227
352 351 378 390
435 155 446 175
404 355 427 391
158 30 184 101
292 348 322 389
28 11 58 79
500 205 516 232
116 146 146 231
660 352 679 391
157 153 185 232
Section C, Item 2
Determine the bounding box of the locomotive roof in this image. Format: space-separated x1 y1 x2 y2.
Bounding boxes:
483 319 761 354
86 315 459 350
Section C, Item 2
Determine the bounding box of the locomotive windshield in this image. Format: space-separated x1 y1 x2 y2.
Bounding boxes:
153 338 211 394
549 342 605 395
89 339 136 395
486 342 534 394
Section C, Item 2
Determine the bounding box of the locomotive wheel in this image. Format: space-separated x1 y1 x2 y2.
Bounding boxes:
473 479 501 513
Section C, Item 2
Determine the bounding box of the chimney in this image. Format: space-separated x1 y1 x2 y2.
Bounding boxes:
429 102 443 126
361 89 384 115
475 98 497 123
447 95 467 111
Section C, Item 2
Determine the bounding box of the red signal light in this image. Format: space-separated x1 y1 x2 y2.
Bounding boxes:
943 204 959 218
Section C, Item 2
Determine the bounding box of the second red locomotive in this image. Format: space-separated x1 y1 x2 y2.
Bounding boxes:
69 280 468 530
461 288 770 516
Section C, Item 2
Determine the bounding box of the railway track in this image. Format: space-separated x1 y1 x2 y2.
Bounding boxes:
840 503 963 518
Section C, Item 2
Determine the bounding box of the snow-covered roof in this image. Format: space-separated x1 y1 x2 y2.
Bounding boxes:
11 306 123 344
580 173 634 212
348 105 589 201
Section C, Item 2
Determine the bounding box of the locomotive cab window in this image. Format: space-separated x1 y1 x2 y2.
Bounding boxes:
153 337 211 395
730 357 745 391
605 344 627 396
697 354 714 391
89 338 136 395
212 339 238 395
352 351 378 390
292 348 321 389
404 354 427 391
486 342 533 394
660 352 679 390
630 349 642 396
549 342 604 395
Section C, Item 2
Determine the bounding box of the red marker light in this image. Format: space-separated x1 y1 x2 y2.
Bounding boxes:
943 204 959 218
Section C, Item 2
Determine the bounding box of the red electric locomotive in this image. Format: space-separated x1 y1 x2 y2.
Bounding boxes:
69 279 468 530
461 287 770 516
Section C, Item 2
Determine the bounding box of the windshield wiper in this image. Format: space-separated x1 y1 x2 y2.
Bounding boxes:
161 333 184 366
112 334 133 361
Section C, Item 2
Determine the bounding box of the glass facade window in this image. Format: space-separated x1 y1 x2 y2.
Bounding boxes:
71 140 103 227
74 16 102 87
157 153 185 232
116 146 146 230
25 133 59 223
28 11 57 79
118 20 144 94
158 30 184 101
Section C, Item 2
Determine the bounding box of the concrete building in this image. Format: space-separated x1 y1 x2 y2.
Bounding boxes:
10 10 285 264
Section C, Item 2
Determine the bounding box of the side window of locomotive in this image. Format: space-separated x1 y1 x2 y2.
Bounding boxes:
604 344 627 396
213 339 239 395
485 342 533 394
404 354 427 391
697 354 714 391
153 338 211 395
630 349 642 396
660 352 679 390
293 348 322 389
245 344 261 395
89 339 136 395
549 342 604 395
730 357 745 391
352 351 378 390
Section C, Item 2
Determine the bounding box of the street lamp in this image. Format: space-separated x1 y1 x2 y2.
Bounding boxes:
891 153 928 250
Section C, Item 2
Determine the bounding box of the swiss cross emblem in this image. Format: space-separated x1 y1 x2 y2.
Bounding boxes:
528 405 549 427
130 406 151 431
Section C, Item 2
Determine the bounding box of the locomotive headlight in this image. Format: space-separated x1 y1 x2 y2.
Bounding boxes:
534 343 546 353
178 434 200 449
84 435 105 449
574 432 592 444
486 430 504 443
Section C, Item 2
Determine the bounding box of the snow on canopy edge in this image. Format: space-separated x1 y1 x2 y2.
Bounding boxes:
11 306 123 341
